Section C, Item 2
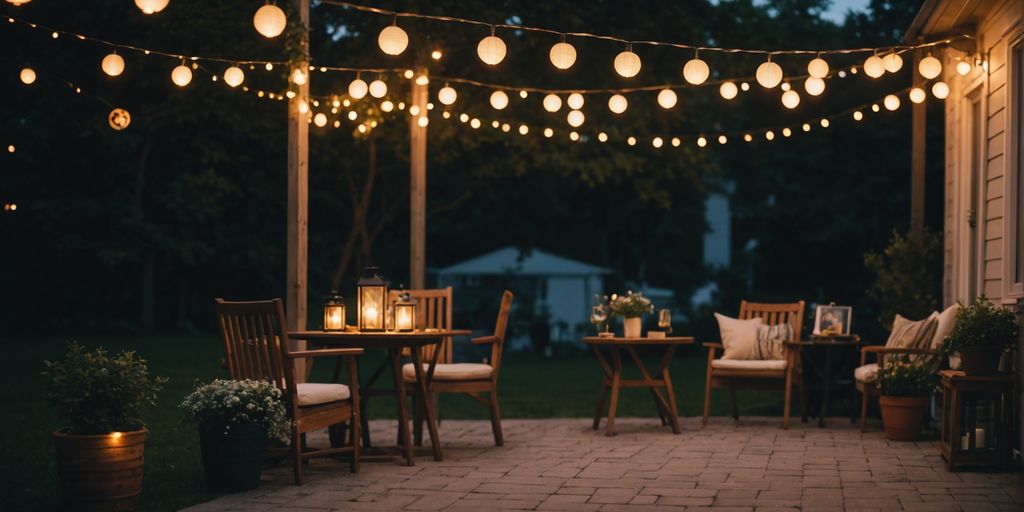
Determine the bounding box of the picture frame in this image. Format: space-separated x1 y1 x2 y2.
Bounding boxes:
813 305 852 335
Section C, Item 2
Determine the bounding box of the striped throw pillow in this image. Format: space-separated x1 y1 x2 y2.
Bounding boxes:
754 323 793 360
885 313 939 351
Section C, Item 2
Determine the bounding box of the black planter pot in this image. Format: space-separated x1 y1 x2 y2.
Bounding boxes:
959 346 1002 375
198 422 268 492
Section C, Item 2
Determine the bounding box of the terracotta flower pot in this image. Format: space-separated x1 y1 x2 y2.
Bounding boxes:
958 346 1002 375
879 396 928 441
53 428 146 512
623 317 642 338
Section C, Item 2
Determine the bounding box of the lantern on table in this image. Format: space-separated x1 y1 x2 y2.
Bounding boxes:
393 292 417 332
357 267 387 332
322 290 345 331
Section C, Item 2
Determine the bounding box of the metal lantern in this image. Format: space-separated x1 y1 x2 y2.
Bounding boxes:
394 292 417 332
356 266 387 332
322 290 345 331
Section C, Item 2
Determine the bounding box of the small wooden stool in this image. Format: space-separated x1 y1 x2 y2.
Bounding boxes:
939 370 1015 471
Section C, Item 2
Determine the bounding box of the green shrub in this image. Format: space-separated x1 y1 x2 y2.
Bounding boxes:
939 297 1019 353
876 357 937 397
41 342 166 435
864 229 941 328
180 379 291 442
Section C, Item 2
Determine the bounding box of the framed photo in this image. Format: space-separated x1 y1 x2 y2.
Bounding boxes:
813 305 852 335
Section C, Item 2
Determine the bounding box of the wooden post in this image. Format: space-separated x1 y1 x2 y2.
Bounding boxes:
287 0 310 378
911 48 927 233
409 69 428 289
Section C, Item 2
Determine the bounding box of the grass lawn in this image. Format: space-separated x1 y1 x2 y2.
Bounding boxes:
2 334 797 511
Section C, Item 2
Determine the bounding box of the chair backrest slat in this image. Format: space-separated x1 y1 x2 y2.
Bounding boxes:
490 291 514 374
389 287 453 363
739 300 806 341
214 298 296 401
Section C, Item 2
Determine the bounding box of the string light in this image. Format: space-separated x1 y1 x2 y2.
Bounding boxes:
626 136 636 145
291 68 307 85
740 82 750 91
802 123 811 132
863 54 885 78
135 0 168 14
652 136 663 148
931 81 949 99
820 118 830 127
223 66 244 87
781 90 800 109
253 3 287 38
804 77 825 96
909 87 926 103
101 53 125 77
598 132 608 142
381 100 394 112
459 113 469 122
550 37 577 70
807 56 829 78
571 131 581 141
671 137 680 147
613 45 641 78
718 135 727 144
765 130 775 141
607 94 627 114
348 110 358 120
697 136 708 147
438 85 457 105
501 123 510 132
543 94 562 112
314 113 328 127
755 56 783 88
348 77 369 99
490 90 509 109
871 103 880 112
956 60 972 75
683 51 709 85
378 22 409 55
368 79 387 98
417 116 429 127
853 110 863 121
918 54 942 79
431 50 443 60
478 28 507 65
471 118 481 129
743 134 753 142
20 67 36 85
518 124 529 135
657 89 677 109
108 108 131 130
543 127 553 137
780 82 791 92
567 93 584 109
171 62 192 86
567 109 584 127
720 81 738 100
782 127 791 137
883 52 903 72
883 94 900 111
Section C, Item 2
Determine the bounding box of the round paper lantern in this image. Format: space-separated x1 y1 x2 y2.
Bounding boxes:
863 55 885 78
683 57 709 85
853 111 864 121
598 132 608 142
780 82 792 91
909 87 926 104
657 88 677 109
368 79 387 98
956 60 972 76
101 53 125 77
108 108 131 130
135 0 168 14
883 94 900 111
543 127 552 137
7 0 32 5
291 68 306 85
543 94 562 112
171 64 192 86
607 94 628 114
781 90 800 109
438 86 457 105
807 57 829 78
765 131 775 141
378 25 408 56
253 4 287 38
755 60 783 88
223 66 244 87
626 136 635 146
883 53 903 73
918 55 942 79
549 41 576 70
820 118 830 128
567 93 584 110
477 35 507 66
314 113 327 127
803 76 825 96
932 81 950 99
19 67 36 85
566 109 584 127
697 136 707 147
489 90 509 110
652 137 663 148
719 81 738 100
381 100 394 112
613 50 641 78
718 135 728 144
348 78 368 99
518 124 528 135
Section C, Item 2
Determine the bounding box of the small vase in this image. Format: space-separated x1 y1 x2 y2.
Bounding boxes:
623 317 642 338
198 422 268 492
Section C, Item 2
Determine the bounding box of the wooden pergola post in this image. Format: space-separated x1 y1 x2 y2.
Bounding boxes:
910 47 927 233
287 0 310 376
409 68 428 289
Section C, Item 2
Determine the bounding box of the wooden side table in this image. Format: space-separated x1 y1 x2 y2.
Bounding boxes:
798 334 862 427
939 370 1015 471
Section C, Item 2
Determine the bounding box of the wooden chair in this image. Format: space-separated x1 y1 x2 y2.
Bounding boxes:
388 287 454 364
214 298 361 485
855 345 941 432
405 290 513 446
702 300 806 429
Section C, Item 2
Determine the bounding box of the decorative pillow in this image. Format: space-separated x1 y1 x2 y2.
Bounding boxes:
885 313 939 351
714 313 763 360
753 323 793 360
929 304 960 350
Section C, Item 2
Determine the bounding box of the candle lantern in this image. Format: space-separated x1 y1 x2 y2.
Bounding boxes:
322 290 345 331
356 266 387 332
394 292 418 332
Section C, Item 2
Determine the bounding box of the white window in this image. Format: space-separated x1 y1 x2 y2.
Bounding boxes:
1006 37 1024 298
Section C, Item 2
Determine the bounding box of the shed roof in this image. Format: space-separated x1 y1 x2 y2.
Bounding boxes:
436 247 611 276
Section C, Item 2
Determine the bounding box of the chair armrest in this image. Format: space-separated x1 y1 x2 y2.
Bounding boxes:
472 335 499 345
701 342 724 349
863 347 938 356
287 348 364 358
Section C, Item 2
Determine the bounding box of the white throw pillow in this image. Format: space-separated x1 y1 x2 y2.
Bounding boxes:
714 313 763 360
929 304 960 350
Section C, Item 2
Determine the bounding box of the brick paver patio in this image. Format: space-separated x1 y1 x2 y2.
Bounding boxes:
182 417 1023 511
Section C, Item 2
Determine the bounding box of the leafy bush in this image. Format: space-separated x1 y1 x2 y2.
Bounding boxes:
609 291 655 318
864 229 941 328
180 379 291 442
939 297 1019 353
42 342 166 435
877 357 937 397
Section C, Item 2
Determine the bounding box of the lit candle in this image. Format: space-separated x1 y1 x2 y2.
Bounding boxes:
397 307 413 331
365 306 379 323
975 427 986 449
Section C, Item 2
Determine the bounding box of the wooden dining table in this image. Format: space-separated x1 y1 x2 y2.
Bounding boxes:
288 329 470 466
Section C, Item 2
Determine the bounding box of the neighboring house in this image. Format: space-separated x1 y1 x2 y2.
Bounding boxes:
906 0 1023 465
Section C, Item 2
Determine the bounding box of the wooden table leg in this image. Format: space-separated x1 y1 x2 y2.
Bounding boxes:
388 348 415 466
625 346 674 430
606 347 622 437
659 346 681 434
819 349 831 428
591 346 614 431
411 346 443 461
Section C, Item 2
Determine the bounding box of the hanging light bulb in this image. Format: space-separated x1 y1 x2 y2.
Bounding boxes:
918 54 942 79
863 54 885 78
740 82 751 91
253 3 287 38
490 90 509 110
807 56 829 78
171 63 192 86
782 127 792 137
853 111 864 121
719 81 738 100
348 78 368 99
477 28 507 66
872 103 880 112
291 68 307 85
756 56 783 88
883 94 900 111
883 52 903 72
803 77 825 96
135 0 169 14
652 137 663 148
956 60 972 76
781 90 800 109
765 131 775 141
683 51 709 85
567 93 585 110
459 113 469 122
223 66 244 87
19 67 36 85
368 79 387 98
743 134 753 142
671 137 681 147
718 135 728 144
378 22 408 56
543 127 553 137
549 37 576 70
431 50 443 60
101 53 125 77
626 136 636 146
567 109 584 127
909 87 926 103
607 94 628 114
417 116 429 128
932 81 950 99
381 100 394 112
802 123 812 131
543 94 563 112
697 136 708 147
820 118 830 128
438 85 457 105
657 89 677 109
780 82 792 92
313 113 327 127
613 45 641 78
598 132 608 142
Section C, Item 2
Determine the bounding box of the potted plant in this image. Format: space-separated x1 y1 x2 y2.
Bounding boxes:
180 379 291 492
938 297 1019 375
876 357 937 441
42 342 166 512
609 291 654 338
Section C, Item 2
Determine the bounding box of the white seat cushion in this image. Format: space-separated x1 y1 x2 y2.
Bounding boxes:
296 383 350 406
854 363 879 384
402 363 493 381
710 359 787 371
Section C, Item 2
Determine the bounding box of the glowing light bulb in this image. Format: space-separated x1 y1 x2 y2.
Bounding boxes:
348 78 368 99
756 59 783 88
782 128 791 137
719 81 738 100
381 100 394 112
931 81 949 99
863 55 885 78
765 130 775 141
171 64 192 86
19 67 36 85
253 4 287 38
368 79 387 98
804 77 825 96
471 118 481 129
956 60 972 76
652 137 663 148
567 109 584 127
909 87 926 104
543 127 553 137
883 53 903 73
417 116 429 127
378 24 408 55
883 94 900 111
918 55 942 79
820 119 830 128
571 131 581 141
598 132 608 142
743 134 753 142
477 34 507 65
543 94 562 112
490 90 509 110
518 124 529 135
807 57 829 78
135 0 168 14
567 93 584 110
853 111 863 121
607 94 628 114
223 66 244 87
292 69 307 85
101 53 125 77
781 90 800 109
431 50 443 60
438 86 457 105
657 89 677 109
614 49 641 78
718 135 727 144
549 40 577 70
314 113 327 127
683 56 709 85
627 136 636 146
